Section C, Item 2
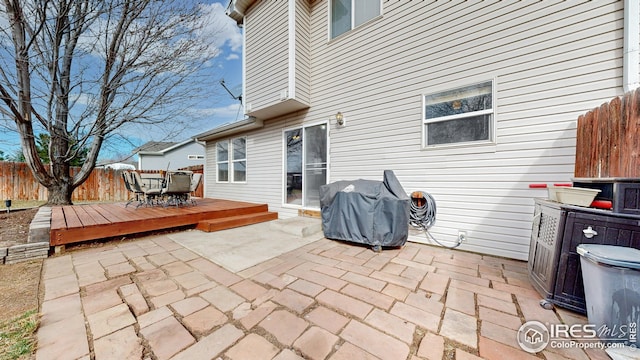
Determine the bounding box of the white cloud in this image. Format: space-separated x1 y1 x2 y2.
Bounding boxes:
199 2 242 54
192 102 243 121
226 53 240 61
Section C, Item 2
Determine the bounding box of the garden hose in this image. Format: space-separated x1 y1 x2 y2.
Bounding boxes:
409 191 462 249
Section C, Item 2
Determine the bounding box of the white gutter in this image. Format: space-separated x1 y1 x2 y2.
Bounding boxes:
624 0 639 92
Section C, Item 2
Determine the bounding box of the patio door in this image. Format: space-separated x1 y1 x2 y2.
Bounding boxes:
285 123 328 208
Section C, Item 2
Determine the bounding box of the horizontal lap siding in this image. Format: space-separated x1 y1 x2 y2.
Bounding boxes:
205 114 304 219
300 0 626 259
245 0 289 110
295 1 311 104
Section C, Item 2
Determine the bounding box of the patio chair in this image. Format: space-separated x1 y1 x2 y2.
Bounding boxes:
161 172 192 207
129 171 162 207
188 173 202 205
123 171 143 207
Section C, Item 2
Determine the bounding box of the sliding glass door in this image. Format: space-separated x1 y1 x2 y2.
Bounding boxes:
284 123 328 208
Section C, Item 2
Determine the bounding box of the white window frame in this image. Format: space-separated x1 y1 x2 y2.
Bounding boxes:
216 140 229 183
216 137 247 183
329 0 382 40
422 79 496 149
282 121 330 209
231 136 247 183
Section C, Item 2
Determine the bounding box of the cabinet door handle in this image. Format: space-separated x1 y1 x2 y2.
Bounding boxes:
582 226 598 239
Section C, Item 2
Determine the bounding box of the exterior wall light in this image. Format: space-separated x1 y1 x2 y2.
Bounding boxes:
335 112 344 126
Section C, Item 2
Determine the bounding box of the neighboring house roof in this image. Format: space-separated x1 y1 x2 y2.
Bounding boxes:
133 139 202 155
132 141 177 155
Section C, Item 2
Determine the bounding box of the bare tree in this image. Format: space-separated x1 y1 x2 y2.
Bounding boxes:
0 0 220 204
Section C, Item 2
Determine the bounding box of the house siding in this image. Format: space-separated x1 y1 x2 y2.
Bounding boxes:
294 0 311 104
211 0 633 260
244 0 290 111
204 114 304 220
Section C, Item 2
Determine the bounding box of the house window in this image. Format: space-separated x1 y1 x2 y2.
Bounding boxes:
188 155 204 160
423 80 494 147
216 137 247 183
331 0 381 39
231 137 246 182
216 141 229 182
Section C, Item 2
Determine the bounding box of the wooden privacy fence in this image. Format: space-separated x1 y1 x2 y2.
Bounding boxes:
0 162 203 202
575 88 640 178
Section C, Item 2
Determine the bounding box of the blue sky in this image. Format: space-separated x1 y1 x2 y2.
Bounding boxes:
0 0 244 162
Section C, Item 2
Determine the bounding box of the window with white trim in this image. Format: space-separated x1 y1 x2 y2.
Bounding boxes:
331 0 381 39
216 137 247 183
232 137 246 182
423 80 494 147
216 141 229 182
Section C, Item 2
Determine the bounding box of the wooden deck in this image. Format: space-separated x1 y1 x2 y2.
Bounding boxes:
50 198 277 246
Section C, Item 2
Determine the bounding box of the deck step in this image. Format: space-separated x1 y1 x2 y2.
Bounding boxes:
196 212 279 232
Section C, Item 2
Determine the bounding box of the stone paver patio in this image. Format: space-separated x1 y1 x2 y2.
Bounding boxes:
36 232 609 360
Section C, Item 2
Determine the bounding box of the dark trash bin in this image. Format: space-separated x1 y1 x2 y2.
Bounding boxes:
319 170 410 251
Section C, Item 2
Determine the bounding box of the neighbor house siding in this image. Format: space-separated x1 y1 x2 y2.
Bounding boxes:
215 0 632 260
244 0 290 111
139 142 205 170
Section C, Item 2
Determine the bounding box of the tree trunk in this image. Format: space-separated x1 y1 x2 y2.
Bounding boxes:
46 181 74 205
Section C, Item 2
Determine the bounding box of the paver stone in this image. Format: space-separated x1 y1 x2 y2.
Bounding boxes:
139 316 195 360
226 333 279 360
259 310 308 346
87 303 136 339
170 324 243 360
93 326 143 359
340 320 409 360
439 308 477 349
294 326 339 360
182 306 227 335
36 314 89 360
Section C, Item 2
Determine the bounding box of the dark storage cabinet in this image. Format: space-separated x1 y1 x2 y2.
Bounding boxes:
528 199 640 313
528 200 564 302
572 177 640 215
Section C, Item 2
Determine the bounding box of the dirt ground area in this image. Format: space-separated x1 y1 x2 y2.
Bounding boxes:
0 208 42 323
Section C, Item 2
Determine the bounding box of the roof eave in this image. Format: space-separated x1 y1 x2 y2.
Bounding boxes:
194 117 263 142
226 0 255 26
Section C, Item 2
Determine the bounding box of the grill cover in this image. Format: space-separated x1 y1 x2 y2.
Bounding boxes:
319 170 410 248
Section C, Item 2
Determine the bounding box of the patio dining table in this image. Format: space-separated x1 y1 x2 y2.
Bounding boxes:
161 171 193 207
123 170 195 208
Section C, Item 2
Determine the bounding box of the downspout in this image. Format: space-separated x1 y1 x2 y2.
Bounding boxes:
624 0 639 92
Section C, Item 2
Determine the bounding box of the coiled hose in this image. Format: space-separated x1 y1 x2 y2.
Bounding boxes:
409 191 462 249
